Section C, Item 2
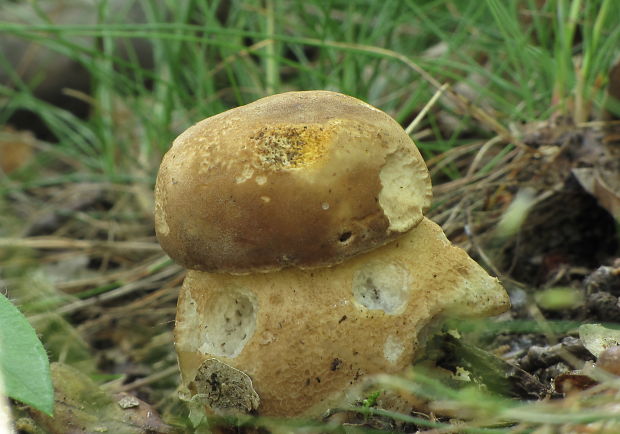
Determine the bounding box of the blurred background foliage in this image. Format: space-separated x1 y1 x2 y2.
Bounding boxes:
1 0 620 432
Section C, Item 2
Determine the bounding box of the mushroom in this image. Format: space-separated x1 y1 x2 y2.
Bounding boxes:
154 91 510 417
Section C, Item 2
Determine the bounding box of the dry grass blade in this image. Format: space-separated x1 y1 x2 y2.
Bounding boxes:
112 365 179 393
405 83 450 135
317 41 532 151
0 237 162 251
28 264 182 320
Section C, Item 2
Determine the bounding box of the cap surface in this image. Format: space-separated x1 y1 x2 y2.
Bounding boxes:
155 90 431 273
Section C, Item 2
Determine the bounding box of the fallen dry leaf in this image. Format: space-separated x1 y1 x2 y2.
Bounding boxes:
554 371 598 394
572 166 620 221
0 127 34 174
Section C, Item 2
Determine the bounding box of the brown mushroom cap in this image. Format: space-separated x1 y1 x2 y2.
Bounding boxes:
175 218 510 417
155 91 432 273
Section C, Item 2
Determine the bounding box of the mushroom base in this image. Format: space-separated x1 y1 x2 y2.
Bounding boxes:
174 218 510 417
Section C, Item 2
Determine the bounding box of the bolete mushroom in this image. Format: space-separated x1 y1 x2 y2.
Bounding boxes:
154 91 510 417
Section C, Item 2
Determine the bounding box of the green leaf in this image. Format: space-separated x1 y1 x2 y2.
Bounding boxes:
0 293 53 416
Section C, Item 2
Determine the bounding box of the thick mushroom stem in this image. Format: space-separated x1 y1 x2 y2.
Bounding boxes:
174 218 510 417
